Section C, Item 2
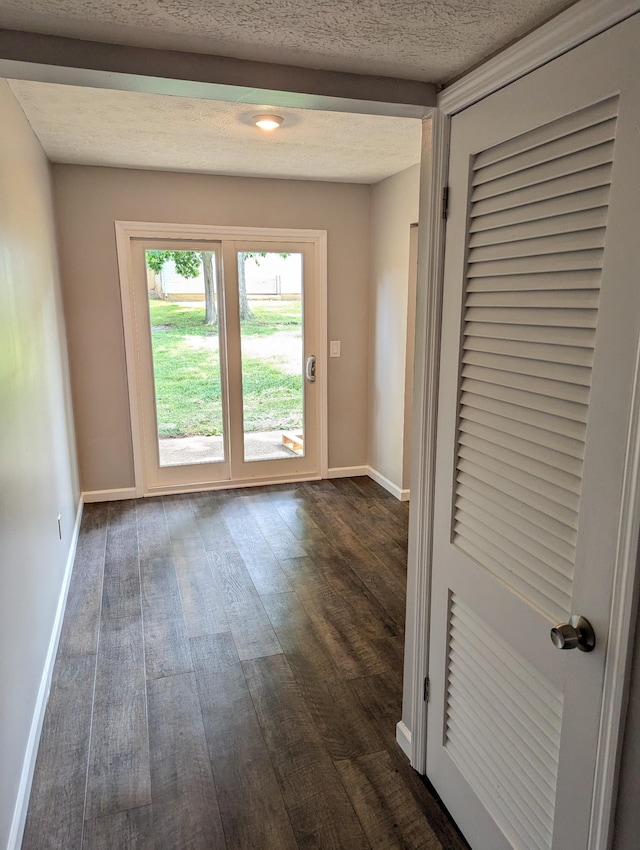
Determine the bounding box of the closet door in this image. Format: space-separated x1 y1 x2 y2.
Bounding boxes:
426 14 640 850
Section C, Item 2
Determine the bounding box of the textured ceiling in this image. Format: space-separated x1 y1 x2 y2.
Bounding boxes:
0 0 577 83
9 80 422 183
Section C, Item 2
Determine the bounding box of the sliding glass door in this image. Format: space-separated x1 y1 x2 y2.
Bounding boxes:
129 235 319 492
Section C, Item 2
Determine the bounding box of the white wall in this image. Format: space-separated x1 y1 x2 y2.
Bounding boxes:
368 164 420 493
53 165 371 493
400 117 431 749
0 81 80 848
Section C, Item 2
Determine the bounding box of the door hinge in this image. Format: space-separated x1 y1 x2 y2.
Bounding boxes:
424 676 430 702
442 186 449 220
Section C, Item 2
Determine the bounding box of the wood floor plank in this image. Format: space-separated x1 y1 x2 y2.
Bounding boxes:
242 491 311 558
332 477 410 549
84 611 150 819
302 537 403 638
56 502 108 659
242 653 370 850
347 476 410 529
140 556 192 679
218 493 265 544
147 672 226 850
171 536 229 637
82 805 154 850
262 592 383 761
136 497 172 561
270 488 327 541
283 558 390 679
101 575 141 621
24 482 472 850
350 673 403 745
163 493 201 542
336 750 443 850
371 635 405 690
299 491 407 631
191 634 298 850
21 656 97 850
190 491 237 552
207 548 282 661
235 535 294 595
222 502 302 586
104 502 139 583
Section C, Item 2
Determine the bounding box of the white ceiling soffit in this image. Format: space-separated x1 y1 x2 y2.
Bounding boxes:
0 0 577 84
8 80 422 183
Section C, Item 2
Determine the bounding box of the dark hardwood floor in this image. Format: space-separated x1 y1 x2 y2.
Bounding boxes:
22 477 468 850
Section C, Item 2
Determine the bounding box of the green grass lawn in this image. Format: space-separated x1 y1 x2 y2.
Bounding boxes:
149 299 303 437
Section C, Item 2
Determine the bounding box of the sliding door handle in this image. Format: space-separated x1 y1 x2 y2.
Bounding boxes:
305 355 316 383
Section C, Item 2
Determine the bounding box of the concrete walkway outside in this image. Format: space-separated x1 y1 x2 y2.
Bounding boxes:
158 431 299 466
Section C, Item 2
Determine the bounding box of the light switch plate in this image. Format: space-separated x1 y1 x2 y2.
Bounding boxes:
330 340 341 358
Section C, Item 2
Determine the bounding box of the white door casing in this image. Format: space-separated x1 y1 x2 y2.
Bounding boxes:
115 222 328 496
425 15 640 850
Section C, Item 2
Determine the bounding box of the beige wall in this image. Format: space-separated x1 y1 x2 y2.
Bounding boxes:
369 164 420 492
53 165 371 492
0 81 79 847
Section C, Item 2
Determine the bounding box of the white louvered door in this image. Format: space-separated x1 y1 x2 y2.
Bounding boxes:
426 15 640 850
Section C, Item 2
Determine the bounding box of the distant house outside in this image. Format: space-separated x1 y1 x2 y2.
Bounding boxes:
148 252 303 301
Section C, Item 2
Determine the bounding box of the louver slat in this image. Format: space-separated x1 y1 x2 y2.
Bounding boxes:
453 97 617 618
468 228 605 263
464 320 595 347
469 207 608 248
473 96 618 169
445 596 562 850
461 379 588 424
458 431 581 494
447 711 553 844
466 289 599 310
463 335 594 366
464 306 597 329
462 350 592 386
457 479 576 560
458 417 583 476
467 249 604 277
466 268 600 292
459 405 585 459
472 117 617 186
447 656 559 784
455 496 575 579
454 519 573 614
471 141 614 203
471 164 612 218
461 364 590 404
459 392 587 441
447 676 556 806
469 186 611 233
457 458 579 530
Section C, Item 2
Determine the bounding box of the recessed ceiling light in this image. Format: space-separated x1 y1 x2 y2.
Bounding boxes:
254 114 283 131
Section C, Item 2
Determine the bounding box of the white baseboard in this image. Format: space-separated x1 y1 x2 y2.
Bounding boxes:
82 486 137 502
84 474 409 503
7 496 84 850
367 466 410 502
327 465 369 478
396 720 412 760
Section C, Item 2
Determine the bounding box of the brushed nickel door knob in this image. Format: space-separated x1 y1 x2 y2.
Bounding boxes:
550 615 596 652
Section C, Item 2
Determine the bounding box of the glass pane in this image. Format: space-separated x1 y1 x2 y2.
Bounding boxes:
239 251 304 462
145 249 225 467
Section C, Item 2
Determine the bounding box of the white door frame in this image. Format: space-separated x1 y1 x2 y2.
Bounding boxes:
403 2 640 848
114 220 328 496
